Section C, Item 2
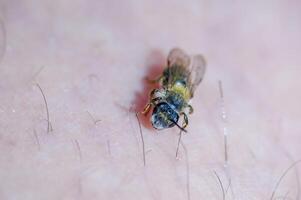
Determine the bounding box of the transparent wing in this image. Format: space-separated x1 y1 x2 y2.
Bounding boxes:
189 54 206 96
167 48 190 67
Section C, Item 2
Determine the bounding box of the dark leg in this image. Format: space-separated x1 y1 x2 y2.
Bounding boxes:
181 112 189 129
187 105 193 114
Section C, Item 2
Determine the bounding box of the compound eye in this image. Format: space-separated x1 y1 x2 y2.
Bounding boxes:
151 102 179 130
151 114 165 130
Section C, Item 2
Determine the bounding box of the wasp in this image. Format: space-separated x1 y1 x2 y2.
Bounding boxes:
142 48 206 132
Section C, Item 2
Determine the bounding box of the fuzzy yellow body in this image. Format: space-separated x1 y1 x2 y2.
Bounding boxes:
170 82 191 102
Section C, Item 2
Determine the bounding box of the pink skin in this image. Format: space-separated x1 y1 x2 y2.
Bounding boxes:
0 1 301 199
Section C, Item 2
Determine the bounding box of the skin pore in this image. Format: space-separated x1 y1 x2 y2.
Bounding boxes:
0 0 301 199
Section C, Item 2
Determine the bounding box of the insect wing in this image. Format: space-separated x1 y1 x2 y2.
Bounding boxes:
189 54 206 96
167 48 190 67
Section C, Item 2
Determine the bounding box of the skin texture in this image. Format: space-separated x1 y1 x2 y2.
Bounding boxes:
0 0 301 199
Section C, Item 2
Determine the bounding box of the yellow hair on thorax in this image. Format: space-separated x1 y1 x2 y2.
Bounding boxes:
170 83 191 101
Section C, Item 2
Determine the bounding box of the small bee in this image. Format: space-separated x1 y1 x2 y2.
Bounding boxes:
142 48 206 132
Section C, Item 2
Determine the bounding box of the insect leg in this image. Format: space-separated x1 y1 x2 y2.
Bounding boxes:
142 87 166 115
181 112 189 129
141 103 152 115
146 75 163 84
141 97 163 115
141 89 156 115
187 105 194 114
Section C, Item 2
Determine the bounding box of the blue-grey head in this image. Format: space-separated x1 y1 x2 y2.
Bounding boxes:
151 102 186 132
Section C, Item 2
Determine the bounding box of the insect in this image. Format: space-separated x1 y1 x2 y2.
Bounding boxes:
142 48 206 131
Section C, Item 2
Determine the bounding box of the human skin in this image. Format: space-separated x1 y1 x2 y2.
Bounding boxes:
0 0 301 199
